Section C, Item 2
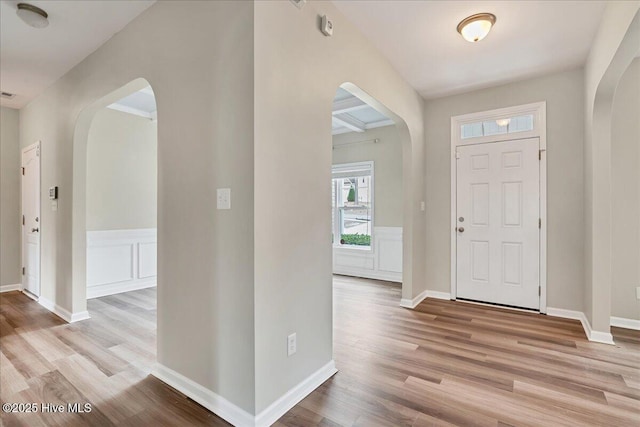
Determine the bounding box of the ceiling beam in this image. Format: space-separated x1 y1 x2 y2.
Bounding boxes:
139 86 155 96
332 114 365 133
332 96 368 115
365 118 395 130
332 127 353 135
107 103 155 120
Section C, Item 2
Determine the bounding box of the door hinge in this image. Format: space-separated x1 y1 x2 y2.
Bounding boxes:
539 218 541 229
22 215 25 225
21 167 25 175
22 267 25 275
539 286 541 296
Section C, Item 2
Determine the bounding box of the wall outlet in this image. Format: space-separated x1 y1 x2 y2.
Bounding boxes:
287 333 297 356
636 286 640 300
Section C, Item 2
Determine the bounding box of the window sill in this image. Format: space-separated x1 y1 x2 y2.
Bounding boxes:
333 245 372 252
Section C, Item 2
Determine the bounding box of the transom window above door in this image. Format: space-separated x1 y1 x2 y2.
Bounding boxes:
461 114 534 140
332 161 374 249
453 103 544 146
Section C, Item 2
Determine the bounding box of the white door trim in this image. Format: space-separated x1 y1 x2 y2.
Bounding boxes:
450 102 547 313
21 141 42 299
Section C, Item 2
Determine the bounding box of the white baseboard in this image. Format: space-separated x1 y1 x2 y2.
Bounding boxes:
333 268 401 283
152 363 254 427
152 360 337 427
425 290 452 300
87 280 156 299
0 283 21 293
70 311 91 322
547 307 615 345
400 289 428 309
38 296 91 324
255 360 337 427
610 316 640 331
400 289 451 309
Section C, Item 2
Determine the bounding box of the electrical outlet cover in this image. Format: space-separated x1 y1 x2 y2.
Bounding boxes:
287 333 296 356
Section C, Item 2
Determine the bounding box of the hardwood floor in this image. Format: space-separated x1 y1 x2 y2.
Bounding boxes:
0 288 228 426
1 277 639 426
279 276 640 427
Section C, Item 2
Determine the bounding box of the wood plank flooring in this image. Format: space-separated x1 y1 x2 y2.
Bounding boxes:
0 288 228 427
1 277 639 426
278 276 640 427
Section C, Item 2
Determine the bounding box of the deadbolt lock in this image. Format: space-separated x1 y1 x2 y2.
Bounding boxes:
458 217 464 222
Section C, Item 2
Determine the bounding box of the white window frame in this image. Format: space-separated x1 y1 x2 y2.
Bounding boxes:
332 161 375 252
450 102 547 313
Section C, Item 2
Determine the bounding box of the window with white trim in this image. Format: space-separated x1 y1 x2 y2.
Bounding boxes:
332 162 373 248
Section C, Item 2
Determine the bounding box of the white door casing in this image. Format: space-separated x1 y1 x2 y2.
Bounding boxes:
450 102 547 312
456 138 540 309
22 142 41 298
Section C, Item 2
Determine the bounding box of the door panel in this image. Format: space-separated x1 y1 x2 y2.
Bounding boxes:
22 143 40 297
456 138 539 309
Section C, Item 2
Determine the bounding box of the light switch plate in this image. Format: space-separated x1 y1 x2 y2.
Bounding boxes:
217 188 231 210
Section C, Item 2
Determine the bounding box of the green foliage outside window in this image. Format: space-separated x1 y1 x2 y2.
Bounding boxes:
347 186 356 202
340 233 370 246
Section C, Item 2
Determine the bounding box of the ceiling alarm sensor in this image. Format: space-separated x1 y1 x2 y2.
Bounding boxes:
321 15 333 36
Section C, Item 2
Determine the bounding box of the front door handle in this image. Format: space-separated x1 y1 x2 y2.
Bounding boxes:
31 228 39 233
457 227 464 233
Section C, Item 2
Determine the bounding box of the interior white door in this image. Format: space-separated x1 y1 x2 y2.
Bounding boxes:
22 142 41 297
456 138 540 309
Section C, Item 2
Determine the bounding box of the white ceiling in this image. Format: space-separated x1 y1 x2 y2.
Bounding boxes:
332 1 607 99
332 87 394 135
0 0 155 109
0 1 610 109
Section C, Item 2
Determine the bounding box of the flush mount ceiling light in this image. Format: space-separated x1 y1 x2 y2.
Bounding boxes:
457 13 496 42
16 3 49 29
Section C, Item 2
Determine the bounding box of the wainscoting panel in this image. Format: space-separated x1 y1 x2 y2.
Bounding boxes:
138 242 158 279
333 227 402 282
87 244 134 286
87 229 157 299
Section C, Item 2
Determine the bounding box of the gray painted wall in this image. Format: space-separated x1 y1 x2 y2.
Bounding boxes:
424 68 585 311
18 1 255 414
611 58 640 320
86 108 157 231
254 0 426 413
332 125 403 227
583 3 640 332
0 106 20 286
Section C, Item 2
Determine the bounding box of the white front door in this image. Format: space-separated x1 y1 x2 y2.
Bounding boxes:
456 138 540 310
22 142 41 297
